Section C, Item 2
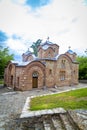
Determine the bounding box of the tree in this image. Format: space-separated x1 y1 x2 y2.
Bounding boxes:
0 46 14 76
77 56 87 79
31 39 42 56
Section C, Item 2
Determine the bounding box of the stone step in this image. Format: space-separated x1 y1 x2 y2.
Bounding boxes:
43 118 56 130
52 115 65 130
66 111 80 130
0 121 5 127
2 113 82 130
43 120 51 130
35 123 44 130
60 114 75 130
68 110 87 130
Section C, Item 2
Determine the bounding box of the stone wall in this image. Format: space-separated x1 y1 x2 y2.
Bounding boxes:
4 54 79 91
4 40 79 91
4 63 16 88
14 61 45 91
45 60 56 87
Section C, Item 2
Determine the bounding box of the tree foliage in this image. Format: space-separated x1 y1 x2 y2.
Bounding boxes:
77 56 87 79
0 46 14 76
31 39 42 56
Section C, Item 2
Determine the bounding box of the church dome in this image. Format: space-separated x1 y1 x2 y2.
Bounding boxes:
40 37 58 51
22 49 35 62
38 38 59 58
24 49 32 56
67 49 75 54
65 48 77 61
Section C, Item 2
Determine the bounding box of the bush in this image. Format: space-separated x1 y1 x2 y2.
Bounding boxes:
77 56 87 80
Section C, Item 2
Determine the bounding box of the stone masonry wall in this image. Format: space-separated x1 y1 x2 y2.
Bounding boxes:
15 61 45 91
45 60 56 87
4 63 16 88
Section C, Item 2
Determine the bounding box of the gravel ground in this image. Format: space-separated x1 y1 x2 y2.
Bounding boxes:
0 83 87 129
0 83 87 115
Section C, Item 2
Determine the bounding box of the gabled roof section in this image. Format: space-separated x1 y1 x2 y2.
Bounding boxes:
35 54 59 61
11 60 30 66
57 54 79 64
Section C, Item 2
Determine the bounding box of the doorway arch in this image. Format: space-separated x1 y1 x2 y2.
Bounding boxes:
32 72 38 88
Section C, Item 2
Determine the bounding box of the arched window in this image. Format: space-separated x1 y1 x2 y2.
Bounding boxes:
61 60 66 68
32 72 38 77
48 52 51 58
60 71 65 80
9 65 12 72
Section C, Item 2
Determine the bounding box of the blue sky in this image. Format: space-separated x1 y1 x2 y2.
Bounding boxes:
0 0 87 60
26 0 51 9
83 0 87 5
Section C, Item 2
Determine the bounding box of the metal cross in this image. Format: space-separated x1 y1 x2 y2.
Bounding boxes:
47 37 49 41
68 46 71 50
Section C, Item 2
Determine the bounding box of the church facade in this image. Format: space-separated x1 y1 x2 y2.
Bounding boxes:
4 39 79 91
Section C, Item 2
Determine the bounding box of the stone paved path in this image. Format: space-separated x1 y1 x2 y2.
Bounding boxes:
0 83 87 129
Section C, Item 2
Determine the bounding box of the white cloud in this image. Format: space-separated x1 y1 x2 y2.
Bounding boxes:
7 37 33 56
12 0 26 5
7 39 26 54
0 0 87 58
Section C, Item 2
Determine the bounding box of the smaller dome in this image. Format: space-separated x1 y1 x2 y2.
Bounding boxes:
67 49 74 54
24 49 32 56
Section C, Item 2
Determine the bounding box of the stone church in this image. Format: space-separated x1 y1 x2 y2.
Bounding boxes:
4 39 79 91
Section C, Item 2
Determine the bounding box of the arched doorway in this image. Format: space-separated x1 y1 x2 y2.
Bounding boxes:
32 72 38 88
11 75 13 86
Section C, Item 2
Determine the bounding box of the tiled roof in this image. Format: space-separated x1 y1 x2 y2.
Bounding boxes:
41 40 54 46
24 50 32 56
40 40 55 50
11 60 30 66
67 49 75 54
42 44 50 50
35 54 59 61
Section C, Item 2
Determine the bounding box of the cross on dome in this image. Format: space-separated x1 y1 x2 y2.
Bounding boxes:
68 46 71 50
47 37 49 41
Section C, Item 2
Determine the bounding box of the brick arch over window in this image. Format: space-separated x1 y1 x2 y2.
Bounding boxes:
45 47 54 58
8 64 13 87
38 47 55 58
57 54 72 69
26 61 45 72
25 61 46 89
55 54 73 86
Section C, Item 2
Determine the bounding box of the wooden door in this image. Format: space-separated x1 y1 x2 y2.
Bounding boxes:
11 75 13 85
33 77 38 88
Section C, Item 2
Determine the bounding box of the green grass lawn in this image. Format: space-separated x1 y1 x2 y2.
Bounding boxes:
30 88 87 111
